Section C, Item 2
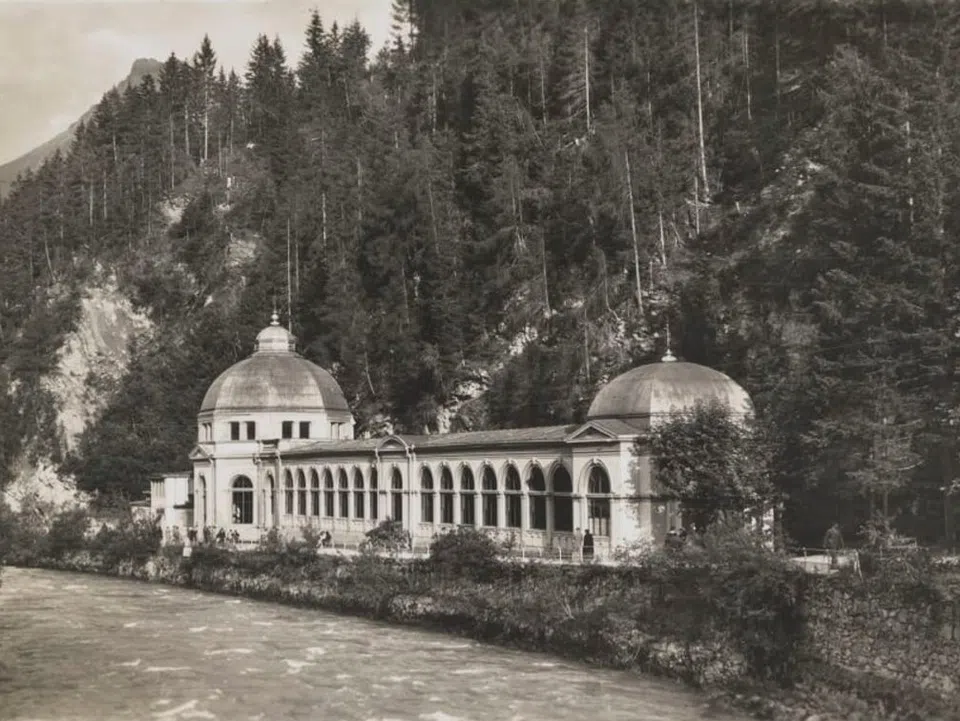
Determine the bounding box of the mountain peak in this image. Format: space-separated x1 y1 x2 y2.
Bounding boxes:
0 57 164 195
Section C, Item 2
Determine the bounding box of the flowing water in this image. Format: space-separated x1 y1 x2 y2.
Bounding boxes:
0 568 750 721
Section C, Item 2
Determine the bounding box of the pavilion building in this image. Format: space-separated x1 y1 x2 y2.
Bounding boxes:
151 314 753 559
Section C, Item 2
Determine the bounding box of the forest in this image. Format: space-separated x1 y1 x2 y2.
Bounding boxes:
2 0 960 547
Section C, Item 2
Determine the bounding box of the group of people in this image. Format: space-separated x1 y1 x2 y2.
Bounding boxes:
572 528 595 561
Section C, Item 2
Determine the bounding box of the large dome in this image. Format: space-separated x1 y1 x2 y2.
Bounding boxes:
587 354 751 422
199 314 350 414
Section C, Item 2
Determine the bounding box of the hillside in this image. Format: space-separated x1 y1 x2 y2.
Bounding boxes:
0 58 162 197
2 1 960 547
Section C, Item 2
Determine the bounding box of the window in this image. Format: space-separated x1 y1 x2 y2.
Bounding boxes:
297 470 307 516
230 422 240 441
391 468 403 522
460 467 476 526
245 421 256 440
552 466 574 533
299 421 311 439
338 469 350 518
528 466 547 530
369 467 379 521
353 469 365 519
505 465 522 528
282 421 294 439
439 467 454 524
331 422 341 439
323 470 334 517
481 466 498 527
284 471 294 515
232 476 254 524
310 470 320 516
421 468 435 524
587 465 612 537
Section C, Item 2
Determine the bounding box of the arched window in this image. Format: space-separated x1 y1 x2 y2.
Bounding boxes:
232 476 254 525
353 469 365 520
552 465 574 533
338 469 350 518
481 466 498 527
439 466 455 524
527 466 547 530
284 470 294 515
504 465 522 528
323 469 335 517
297 469 307 516
391 467 404 522
460 466 476 526
369 467 379 521
310 470 320 516
421 467 435 524
587 465 612 537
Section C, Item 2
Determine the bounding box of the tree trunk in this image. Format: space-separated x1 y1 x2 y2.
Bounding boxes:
624 150 644 315
693 0 710 200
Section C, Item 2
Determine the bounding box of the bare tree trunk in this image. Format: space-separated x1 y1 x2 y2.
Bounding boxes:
584 24 591 134
356 155 363 232
541 230 551 316
624 151 644 315
184 104 191 162
427 180 440 252
431 65 438 134
321 192 327 250
170 115 176 191
743 17 752 122
203 85 210 163
693 0 710 200
539 47 548 128
286 217 293 332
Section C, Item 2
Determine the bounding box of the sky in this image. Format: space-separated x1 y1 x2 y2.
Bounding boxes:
0 0 393 164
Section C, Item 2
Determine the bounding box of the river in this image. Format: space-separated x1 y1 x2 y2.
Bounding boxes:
0 568 749 721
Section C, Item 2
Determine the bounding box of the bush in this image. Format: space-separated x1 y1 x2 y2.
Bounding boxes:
428 527 502 582
360 519 410 555
47 507 91 557
637 522 809 685
86 515 162 566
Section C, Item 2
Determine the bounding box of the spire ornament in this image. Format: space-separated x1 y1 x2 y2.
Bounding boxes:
661 323 677 363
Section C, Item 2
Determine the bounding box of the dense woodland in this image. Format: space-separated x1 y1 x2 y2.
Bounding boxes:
3 0 960 546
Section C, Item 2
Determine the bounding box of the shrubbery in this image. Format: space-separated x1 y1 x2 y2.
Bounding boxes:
427 527 501 582
1 503 162 568
3 508 807 687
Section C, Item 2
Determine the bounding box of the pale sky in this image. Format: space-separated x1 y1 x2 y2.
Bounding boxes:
0 0 393 163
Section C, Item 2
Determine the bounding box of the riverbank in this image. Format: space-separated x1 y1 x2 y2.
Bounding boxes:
13 545 958 721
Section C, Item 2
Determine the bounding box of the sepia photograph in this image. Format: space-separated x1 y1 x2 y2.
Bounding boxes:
1 1 959 719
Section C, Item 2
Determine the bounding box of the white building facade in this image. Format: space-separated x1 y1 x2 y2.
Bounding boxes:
154 314 754 559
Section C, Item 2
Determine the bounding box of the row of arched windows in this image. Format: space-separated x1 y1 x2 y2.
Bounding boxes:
268 462 613 536
279 467 381 525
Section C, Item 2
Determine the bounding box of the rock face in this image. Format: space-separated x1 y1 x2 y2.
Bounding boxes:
2 275 153 513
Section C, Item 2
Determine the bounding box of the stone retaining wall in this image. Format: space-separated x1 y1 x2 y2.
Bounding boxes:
806 575 960 697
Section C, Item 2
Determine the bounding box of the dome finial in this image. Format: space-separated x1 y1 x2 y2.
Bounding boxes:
661 323 677 363
270 300 280 327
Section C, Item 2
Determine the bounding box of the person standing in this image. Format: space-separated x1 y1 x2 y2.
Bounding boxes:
582 529 594 561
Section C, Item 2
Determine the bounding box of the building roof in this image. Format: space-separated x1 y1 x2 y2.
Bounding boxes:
587 356 752 422
199 314 350 414
284 425 581 458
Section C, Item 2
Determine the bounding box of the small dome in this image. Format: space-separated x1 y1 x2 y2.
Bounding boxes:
587 357 751 422
200 314 349 414
255 313 296 353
